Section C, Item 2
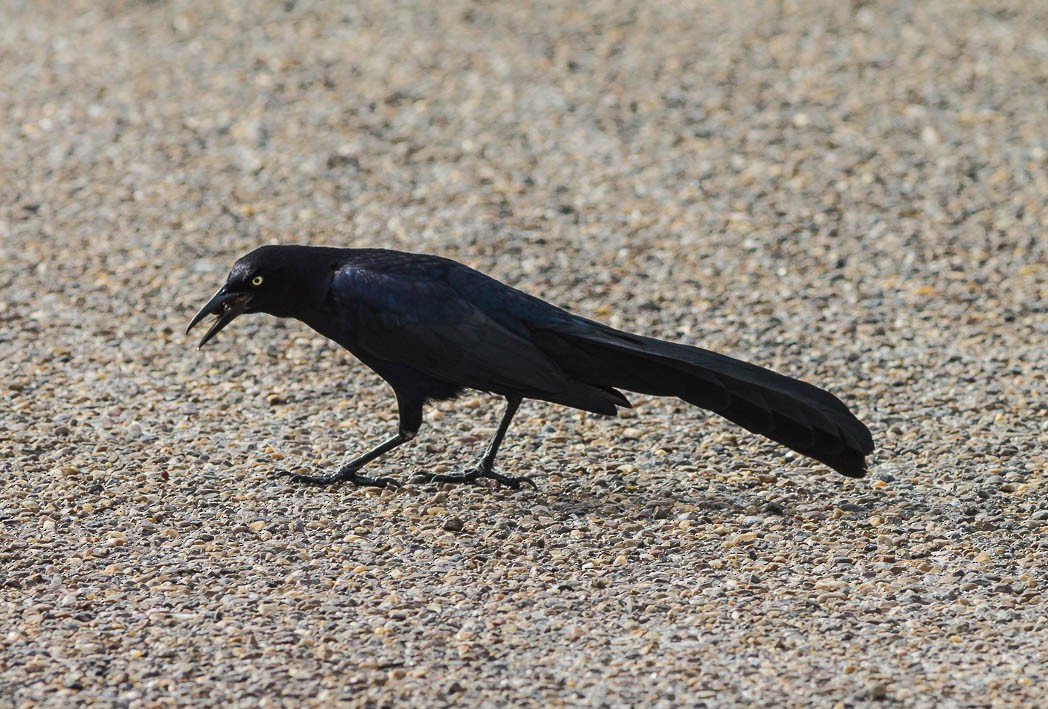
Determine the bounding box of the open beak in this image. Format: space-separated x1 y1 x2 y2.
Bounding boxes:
186 286 253 348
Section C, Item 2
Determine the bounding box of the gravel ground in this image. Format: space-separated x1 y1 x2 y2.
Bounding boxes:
2 1 1046 706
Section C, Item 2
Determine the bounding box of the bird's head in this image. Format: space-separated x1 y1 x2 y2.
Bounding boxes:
186 245 334 348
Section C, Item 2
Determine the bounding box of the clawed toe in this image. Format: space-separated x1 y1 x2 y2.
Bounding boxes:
281 467 400 488
276 468 332 485
485 471 539 490
414 468 538 489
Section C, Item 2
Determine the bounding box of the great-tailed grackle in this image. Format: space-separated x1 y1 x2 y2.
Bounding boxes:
188 245 873 489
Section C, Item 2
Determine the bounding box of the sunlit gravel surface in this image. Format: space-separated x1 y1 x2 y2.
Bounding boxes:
2 1 1046 706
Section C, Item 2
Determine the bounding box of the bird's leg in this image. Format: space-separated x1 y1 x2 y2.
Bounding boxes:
471 396 535 487
417 396 537 489
283 399 422 488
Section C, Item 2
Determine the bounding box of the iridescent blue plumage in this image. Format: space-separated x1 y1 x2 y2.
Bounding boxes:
188 244 873 487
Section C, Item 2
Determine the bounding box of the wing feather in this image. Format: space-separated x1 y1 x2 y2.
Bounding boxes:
332 265 568 395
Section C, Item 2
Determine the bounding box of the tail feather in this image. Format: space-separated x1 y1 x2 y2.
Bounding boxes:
534 322 873 477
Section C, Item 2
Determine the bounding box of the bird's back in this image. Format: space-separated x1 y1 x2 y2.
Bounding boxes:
340 248 576 332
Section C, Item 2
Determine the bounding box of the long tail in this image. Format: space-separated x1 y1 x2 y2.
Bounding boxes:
534 321 874 477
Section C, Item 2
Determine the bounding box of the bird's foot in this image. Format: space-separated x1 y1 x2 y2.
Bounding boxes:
415 465 538 490
280 465 400 489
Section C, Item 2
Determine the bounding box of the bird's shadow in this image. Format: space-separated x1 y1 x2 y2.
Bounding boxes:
405 468 768 522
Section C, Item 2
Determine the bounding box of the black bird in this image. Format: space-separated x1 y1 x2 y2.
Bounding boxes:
188 245 873 488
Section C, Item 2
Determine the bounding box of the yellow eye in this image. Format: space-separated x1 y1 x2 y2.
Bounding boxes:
251 275 264 287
